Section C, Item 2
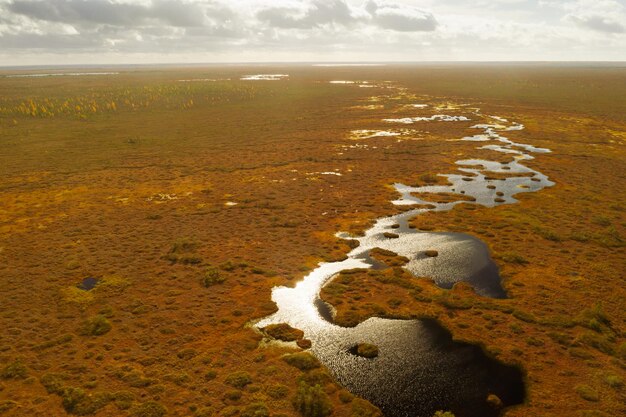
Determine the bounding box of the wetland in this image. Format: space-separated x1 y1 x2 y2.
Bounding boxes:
0 64 624 417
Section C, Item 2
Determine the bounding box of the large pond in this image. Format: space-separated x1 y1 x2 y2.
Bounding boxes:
256 92 553 417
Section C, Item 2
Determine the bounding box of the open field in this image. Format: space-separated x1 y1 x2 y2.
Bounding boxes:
0 64 624 417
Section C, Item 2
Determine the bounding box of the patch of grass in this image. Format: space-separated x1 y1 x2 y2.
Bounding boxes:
34 334 74 351
575 384 599 402
512 309 536 323
130 401 167 417
0 401 18 413
433 412 455 417
534 227 563 242
98 275 130 290
283 352 320 371
297 369 332 388
61 286 94 305
499 252 528 264
225 371 252 389
576 303 611 332
579 411 610 417
267 384 289 399
576 332 614 355
194 406 214 417
113 391 135 410
618 342 626 360
354 343 379 359
176 348 198 360
80 315 112 336
263 323 304 341
351 398 382 417
224 390 242 402
592 216 611 226
293 382 332 417
40 373 67 394
1 359 27 379
164 238 202 265
202 267 226 287
61 387 112 415
603 374 623 389
241 402 269 417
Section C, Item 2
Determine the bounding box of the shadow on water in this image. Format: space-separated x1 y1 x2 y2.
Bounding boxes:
310 317 525 417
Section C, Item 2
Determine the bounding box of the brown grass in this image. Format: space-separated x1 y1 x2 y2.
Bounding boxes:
0 64 624 417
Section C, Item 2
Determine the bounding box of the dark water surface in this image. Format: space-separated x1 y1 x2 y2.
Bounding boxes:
77 276 98 291
257 96 553 416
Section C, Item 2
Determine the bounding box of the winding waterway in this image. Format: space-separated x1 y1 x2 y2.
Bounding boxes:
256 91 554 417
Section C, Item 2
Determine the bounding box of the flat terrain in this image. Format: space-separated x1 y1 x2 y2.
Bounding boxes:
0 65 624 417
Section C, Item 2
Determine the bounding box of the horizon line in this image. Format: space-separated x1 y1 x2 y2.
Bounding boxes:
1 60 626 71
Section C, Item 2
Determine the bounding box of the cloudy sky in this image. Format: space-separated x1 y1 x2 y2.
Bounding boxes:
0 0 624 65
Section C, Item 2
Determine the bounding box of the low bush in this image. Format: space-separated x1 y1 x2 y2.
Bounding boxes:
130 401 167 417
1 359 27 380
80 315 112 336
241 402 270 417
283 353 320 371
202 267 226 287
225 371 252 389
293 382 332 417
355 343 379 359
575 384 599 402
263 323 304 341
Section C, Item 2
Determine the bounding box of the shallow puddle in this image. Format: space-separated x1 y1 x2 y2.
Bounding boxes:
240 74 289 81
77 277 98 291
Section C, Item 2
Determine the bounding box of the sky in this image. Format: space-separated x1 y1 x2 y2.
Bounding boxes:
0 0 625 66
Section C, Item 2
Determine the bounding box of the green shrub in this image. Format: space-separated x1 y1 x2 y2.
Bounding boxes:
61 387 112 415
225 371 252 389
355 343 379 358
576 332 614 355
194 406 214 417
40 373 66 394
204 370 218 380
130 401 167 417
351 398 381 417
267 384 289 399
0 401 17 412
297 369 332 387
500 252 528 264
80 315 112 336
1 359 27 379
603 374 623 389
283 353 320 371
224 390 242 402
512 310 536 323
113 391 135 410
241 402 269 417
202 267 226 287
177 348 198 360
338 391 353 403
221 406 240 417
164 239 201 264
575 385 599 402
263 323 304 341
293 382 332 417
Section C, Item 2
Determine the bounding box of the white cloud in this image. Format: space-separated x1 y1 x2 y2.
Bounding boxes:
366 1 438 32
562 0 626 33
0 0 623 65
